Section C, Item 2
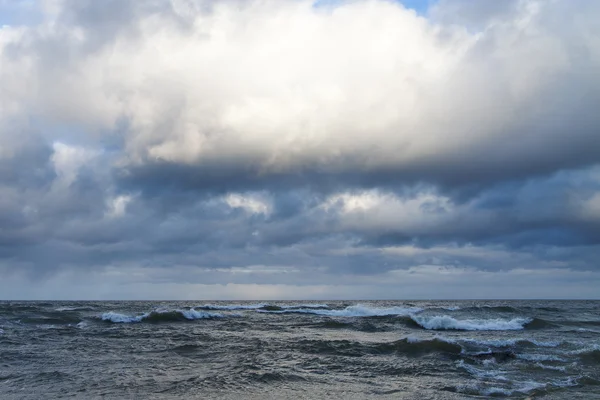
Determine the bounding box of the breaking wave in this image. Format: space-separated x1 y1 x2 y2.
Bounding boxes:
411 315 533 331
100 309 222 323
260 304 422 317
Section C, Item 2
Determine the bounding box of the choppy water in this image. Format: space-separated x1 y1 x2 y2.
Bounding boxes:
1 300 599 399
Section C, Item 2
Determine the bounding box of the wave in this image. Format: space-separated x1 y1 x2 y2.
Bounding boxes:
458 305 519 313
516 353 566 362
523 317 554 329
410 315 532 331
260 304 422 317
196 303 329 311
456 360 508 381
54 306 95 312
248 372 307 383
454 377 578 397
19 314 82 325
376 337 462 355
263 304 330 311
196 303 267 311
576 348 600 364
461 338 563 348
100 308 222 323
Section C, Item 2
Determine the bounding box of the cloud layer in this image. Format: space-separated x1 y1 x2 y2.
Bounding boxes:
0 0 599 299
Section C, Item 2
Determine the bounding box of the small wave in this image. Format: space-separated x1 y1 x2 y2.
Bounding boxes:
377 337 462 355
461 337 563 348
532 363 567 372
456 360 508 380
411 315 532 331
312 320 353 329
466 350 517 363
100 309 222 323
248 371 307 383
261 304 422 317
196 303 267 311
0 328 4 335
171 344 203 353
516 353 566 362
196 303 329 311
19 315 82 325
55 306 95 312
523 317 554 329
458 305 519 313
576 349 600 364
280 303 329 310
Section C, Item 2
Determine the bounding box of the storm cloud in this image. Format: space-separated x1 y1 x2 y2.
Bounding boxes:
0 0 599 299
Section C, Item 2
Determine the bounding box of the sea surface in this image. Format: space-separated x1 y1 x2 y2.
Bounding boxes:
0 300 599 399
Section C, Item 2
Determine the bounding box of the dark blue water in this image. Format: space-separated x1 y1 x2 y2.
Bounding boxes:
1 300 599 399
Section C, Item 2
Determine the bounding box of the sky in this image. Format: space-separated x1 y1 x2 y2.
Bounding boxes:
0 0 599 300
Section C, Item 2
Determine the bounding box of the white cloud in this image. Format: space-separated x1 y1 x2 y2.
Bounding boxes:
322 189 455 232
105 194 132 218
51 141 98 186
1 0 597 178
224 192 271 215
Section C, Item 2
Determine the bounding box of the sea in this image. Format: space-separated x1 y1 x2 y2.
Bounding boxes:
0 300 599 399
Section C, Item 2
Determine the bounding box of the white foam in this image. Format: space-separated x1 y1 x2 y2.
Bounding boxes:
101 311 144 323
0 328 4 335
179 309 220 320
411 315 531 331
405 336 426 344
262 304 422 317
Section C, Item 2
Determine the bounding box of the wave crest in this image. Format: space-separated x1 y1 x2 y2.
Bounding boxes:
411 315 532 331
378 337 462 355
261 304 422 317
101 309 222 323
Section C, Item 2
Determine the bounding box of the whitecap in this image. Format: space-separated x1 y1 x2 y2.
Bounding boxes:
101 308 222 323
101 311 144 323
411 315 531 331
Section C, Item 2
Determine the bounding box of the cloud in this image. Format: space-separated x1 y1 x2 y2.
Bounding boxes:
0 0 599 298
